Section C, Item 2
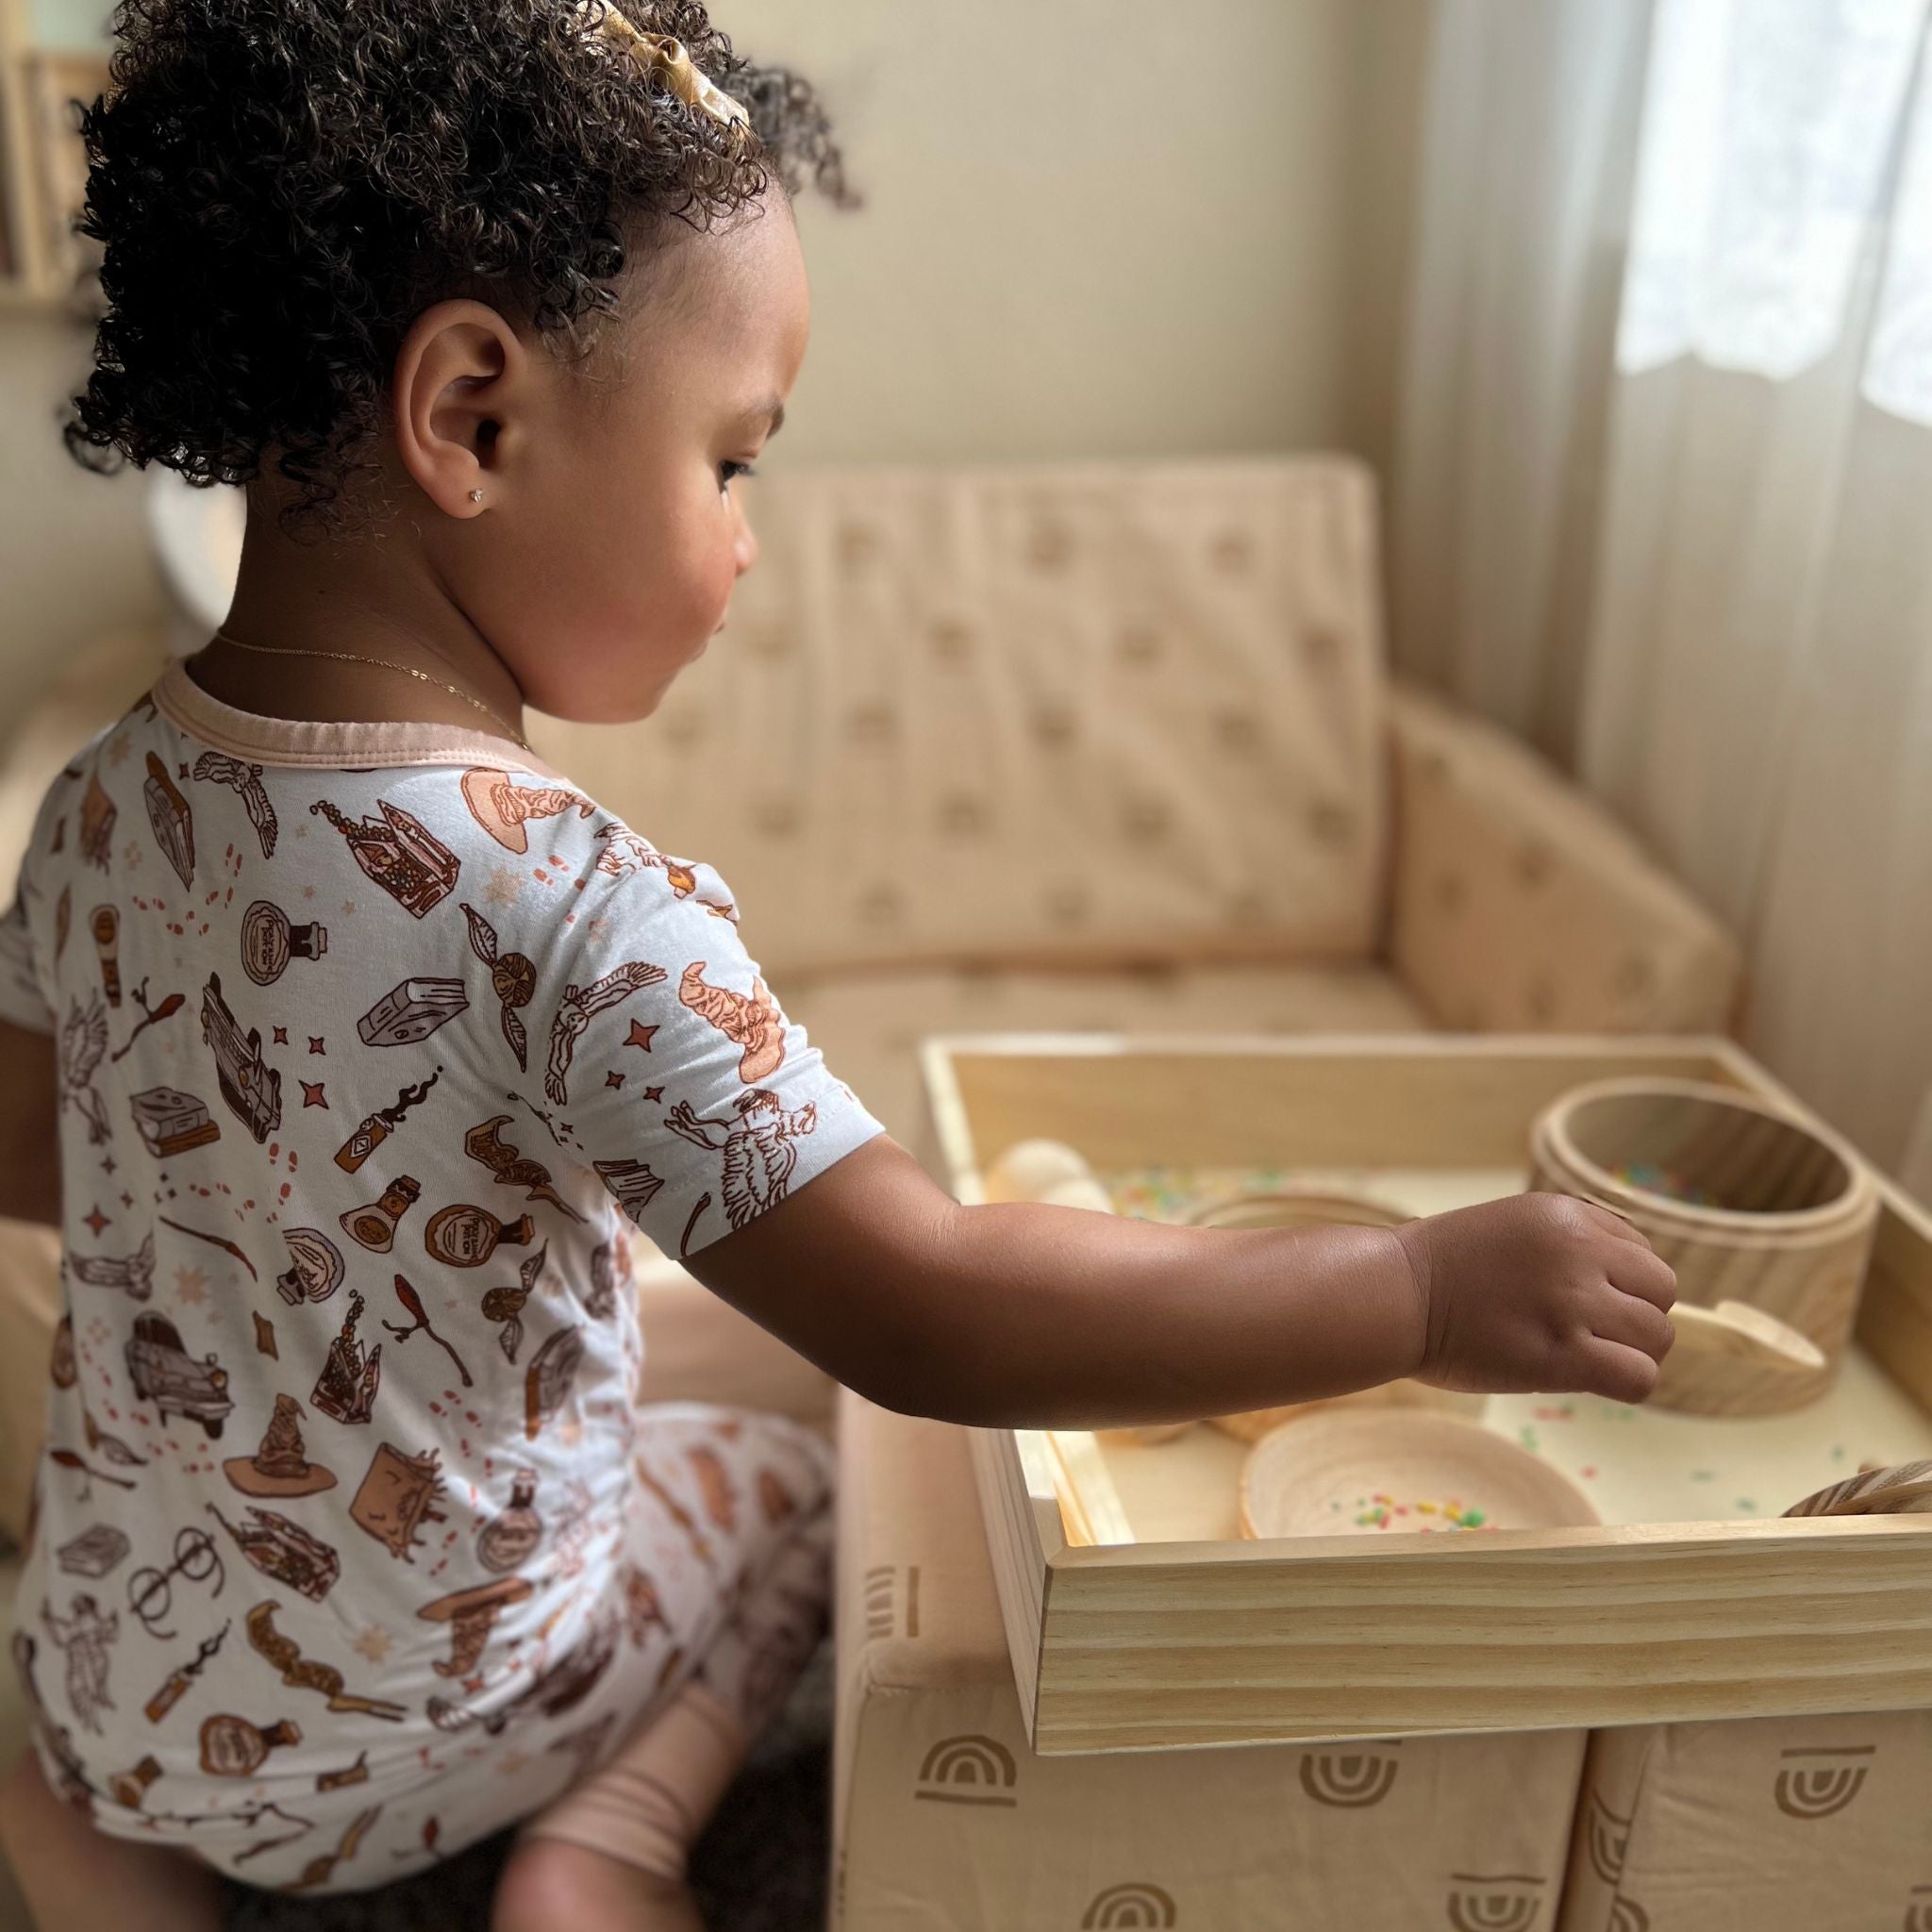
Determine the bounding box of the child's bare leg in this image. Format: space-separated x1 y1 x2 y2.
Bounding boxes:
1 1753 224 1932
495 1503 831 1932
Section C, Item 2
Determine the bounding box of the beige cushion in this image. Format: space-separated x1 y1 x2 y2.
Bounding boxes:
0 1223 58 1544
1558 1710 1932 1932
1387 683 1743 1033
833 1391 1588 1931
534 458 1389 978
788 959 1427 1148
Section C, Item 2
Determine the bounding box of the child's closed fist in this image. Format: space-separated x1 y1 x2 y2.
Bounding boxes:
1394 1192 1677 1404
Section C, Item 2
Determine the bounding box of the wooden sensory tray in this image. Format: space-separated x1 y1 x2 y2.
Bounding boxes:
920 1033 1932 1756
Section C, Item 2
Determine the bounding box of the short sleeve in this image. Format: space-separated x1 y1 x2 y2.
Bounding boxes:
0 892 53 1035
0 892 52 1034
496 835 884 1259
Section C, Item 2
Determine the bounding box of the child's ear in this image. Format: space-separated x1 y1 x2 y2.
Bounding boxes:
391 301 528 519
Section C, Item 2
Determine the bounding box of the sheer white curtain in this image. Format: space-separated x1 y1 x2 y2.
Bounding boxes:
1392 0 1932 1190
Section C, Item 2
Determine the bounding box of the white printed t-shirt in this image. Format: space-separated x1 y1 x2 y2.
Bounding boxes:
0 662 882 1885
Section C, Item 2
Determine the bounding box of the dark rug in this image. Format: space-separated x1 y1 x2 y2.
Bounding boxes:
225 1646 833 1931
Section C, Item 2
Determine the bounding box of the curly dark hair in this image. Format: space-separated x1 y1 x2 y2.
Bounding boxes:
65 0 852 513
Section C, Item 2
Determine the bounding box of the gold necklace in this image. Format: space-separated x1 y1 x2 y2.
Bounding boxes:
210 629 531 751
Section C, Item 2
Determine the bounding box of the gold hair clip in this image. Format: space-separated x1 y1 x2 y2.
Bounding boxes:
582 3 752 131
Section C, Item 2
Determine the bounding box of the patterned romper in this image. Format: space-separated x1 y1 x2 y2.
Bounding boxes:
0 662 883 1891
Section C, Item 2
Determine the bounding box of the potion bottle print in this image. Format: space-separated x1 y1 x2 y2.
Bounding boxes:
477 1471 543 1574
424 1204 534 1268
108 1754 161 1808
240 900 328 987
91 906 121 1007
199 1712 303 1777
341 1176 421 1255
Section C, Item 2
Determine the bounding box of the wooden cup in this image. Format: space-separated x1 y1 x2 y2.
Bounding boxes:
1527 1079 1878 1416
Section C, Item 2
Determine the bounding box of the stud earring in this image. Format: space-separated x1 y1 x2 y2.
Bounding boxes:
469 490 485 505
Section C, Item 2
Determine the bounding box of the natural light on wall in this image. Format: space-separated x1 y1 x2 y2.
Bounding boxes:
1618 0 1932 422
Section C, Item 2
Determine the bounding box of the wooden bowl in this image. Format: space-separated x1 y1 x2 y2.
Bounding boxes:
1240 1410 1600 1541
1189 1191 1409 1235
1529 1078 1878 1416
1187 1191 1486 1438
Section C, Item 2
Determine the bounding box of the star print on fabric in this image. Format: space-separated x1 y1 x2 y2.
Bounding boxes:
272 1026 290 1045
301 1080 329 1108
625 1022 658 1054
308 1037 325 1056
352 1627 392 1666
100 1156 116 1176
341 901 357 916
643 1087 663 1103
119 1191 134 1209
175 1266 208 1305
605 1072 625 1091
82 1205 109 1237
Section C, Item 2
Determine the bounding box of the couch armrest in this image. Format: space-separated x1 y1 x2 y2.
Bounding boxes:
634 1255 835 1431
0 1219 59 1546
1384 682 1742 1032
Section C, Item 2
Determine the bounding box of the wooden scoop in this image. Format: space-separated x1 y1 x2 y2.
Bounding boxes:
1669 1300 1825 1374
1785 1458 1932 1519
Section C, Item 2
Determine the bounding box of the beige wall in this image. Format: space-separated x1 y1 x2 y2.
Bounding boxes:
0 309 161 700
0 0 1429 717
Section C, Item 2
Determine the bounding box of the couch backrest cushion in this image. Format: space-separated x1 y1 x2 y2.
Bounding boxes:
533 458 1389 978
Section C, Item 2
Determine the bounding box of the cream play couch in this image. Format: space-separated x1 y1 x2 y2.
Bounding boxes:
0 458 1746 1925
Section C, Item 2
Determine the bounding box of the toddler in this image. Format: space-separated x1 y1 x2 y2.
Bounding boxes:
0 3 1676 1927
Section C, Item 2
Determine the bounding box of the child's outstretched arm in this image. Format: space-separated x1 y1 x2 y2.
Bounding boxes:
0 1017 59 1230
687 1135 1676 1429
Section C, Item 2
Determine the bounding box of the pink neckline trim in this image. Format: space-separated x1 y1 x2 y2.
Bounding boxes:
151 659 565 778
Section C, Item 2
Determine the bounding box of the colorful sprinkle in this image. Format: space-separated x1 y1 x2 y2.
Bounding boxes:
1612 1162 1717 1208
1350 1491 1494 1532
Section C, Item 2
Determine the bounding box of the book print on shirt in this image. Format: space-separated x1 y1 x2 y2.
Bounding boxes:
142 753 195 887
348 1443 447 1564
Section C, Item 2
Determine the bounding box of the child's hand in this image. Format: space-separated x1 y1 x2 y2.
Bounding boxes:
1395 1192 1676 1404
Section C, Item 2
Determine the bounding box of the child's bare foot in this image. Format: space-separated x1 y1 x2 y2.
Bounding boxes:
492 1837 707 1932
0 1753 224 1932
